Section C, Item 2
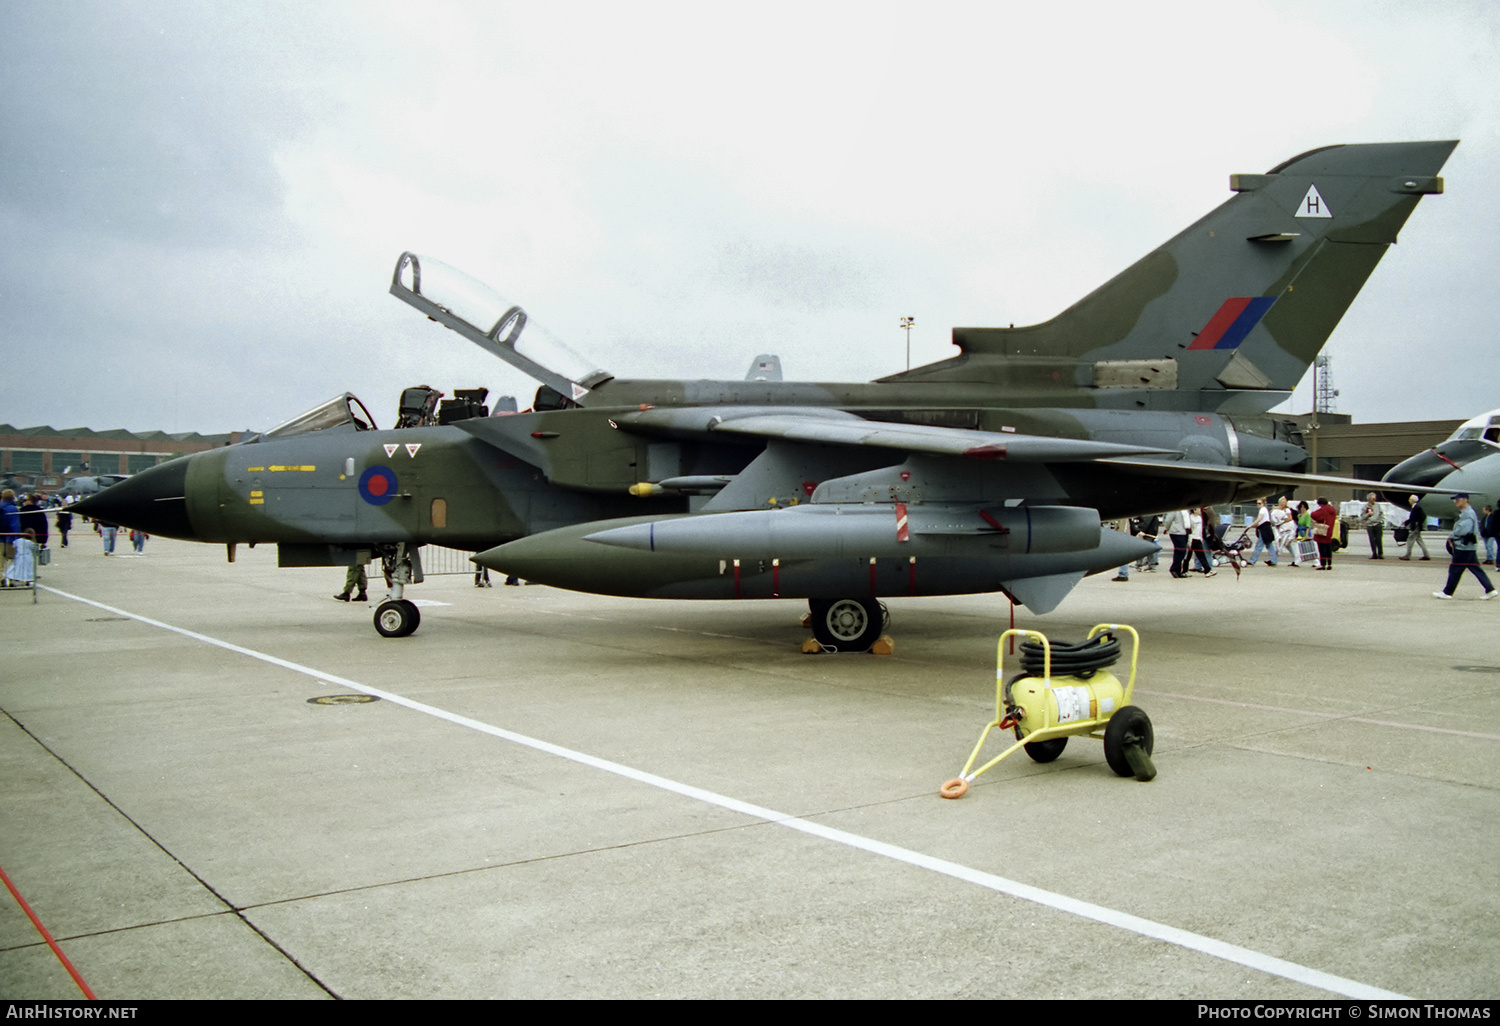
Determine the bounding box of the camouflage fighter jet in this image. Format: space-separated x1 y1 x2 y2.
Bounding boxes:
75 141 1457 645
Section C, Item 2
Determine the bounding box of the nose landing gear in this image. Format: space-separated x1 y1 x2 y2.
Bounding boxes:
372 542 424 637
374 598 421 638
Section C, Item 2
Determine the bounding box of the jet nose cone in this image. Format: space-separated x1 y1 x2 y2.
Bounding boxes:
71 458 196 539
1379 450 1464 505
1383 452 1448 490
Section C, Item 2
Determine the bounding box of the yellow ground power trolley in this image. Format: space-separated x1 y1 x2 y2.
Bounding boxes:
940 624 1156 798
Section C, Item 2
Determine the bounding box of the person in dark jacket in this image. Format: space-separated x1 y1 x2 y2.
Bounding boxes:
55 507 72 547
1398 495 1431 561
18 495 48 552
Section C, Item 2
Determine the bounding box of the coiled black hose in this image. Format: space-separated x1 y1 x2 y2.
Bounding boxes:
1018 632 1121 678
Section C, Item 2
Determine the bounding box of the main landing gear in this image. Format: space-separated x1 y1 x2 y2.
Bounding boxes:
807 597 886 652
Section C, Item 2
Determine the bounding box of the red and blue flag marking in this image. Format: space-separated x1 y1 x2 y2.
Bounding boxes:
1188 296 1277 350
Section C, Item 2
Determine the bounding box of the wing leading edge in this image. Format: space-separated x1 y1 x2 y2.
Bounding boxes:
612 407 1175 462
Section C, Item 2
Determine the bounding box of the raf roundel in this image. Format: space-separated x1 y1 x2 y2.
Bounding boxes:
359 465 399 506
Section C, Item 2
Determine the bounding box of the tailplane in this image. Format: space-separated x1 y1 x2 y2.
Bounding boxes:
885 141 1457 414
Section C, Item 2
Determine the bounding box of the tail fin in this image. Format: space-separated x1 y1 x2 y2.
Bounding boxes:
887 141 1457 414
745 354 783 382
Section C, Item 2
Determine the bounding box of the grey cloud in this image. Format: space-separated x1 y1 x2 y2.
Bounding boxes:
0 2 323 248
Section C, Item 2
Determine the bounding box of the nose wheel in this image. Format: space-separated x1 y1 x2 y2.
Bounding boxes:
374 599 421 638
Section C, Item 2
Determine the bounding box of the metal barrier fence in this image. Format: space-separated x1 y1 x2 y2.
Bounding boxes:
419 545 480 576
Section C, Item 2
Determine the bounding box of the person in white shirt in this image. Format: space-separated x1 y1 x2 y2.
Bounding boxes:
1246 498 1279 566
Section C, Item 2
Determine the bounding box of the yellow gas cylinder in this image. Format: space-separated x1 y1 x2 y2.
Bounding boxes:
1009 671 1125 737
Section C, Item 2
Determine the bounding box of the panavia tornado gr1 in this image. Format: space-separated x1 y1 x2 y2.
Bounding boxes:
75 141 1457 646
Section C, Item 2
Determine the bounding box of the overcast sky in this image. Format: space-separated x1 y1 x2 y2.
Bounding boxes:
2 0 1495 434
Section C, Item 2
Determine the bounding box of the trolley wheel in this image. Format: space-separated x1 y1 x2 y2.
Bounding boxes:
374 599 420 638
1103 705 1156 780
1022 737 1068 763
808 597 882 652
939 778 969 799
1012 717 1068 763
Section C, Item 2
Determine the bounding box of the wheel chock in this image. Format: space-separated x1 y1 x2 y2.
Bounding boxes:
1123 744 1157 782
870 634 895 655
801 637 825 654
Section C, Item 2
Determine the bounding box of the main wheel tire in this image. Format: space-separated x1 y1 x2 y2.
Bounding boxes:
1103 705 1154 778
808 597 882 651
374 599 420 638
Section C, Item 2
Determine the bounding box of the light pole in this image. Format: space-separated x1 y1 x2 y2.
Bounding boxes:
900 316 915 371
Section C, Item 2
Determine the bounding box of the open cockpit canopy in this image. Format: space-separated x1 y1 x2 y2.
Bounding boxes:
390 252 611 403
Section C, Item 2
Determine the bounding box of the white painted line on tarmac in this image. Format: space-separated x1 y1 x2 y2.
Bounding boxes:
1138 688 1500 741
43 584 1406 1000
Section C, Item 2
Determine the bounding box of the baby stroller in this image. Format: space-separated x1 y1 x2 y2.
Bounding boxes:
1213 523 1249 577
